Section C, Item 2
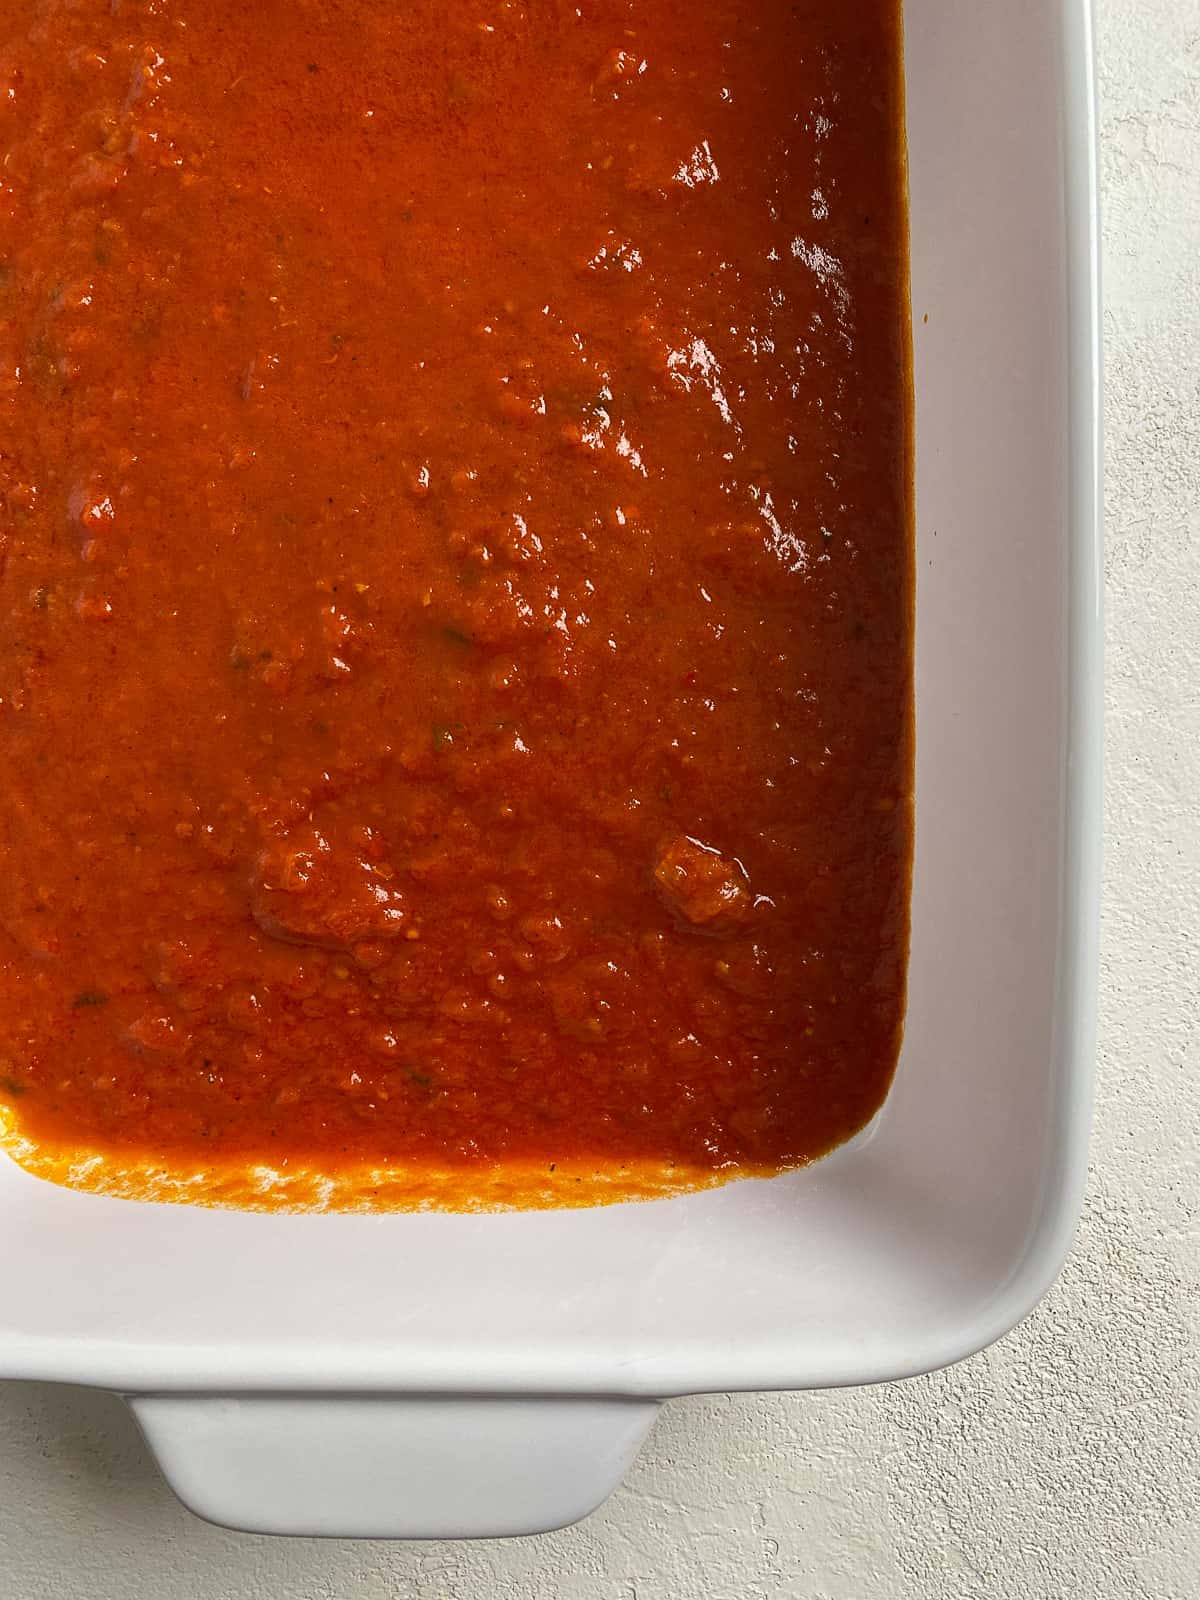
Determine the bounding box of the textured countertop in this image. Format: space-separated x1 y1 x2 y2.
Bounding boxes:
1 2 1196 1594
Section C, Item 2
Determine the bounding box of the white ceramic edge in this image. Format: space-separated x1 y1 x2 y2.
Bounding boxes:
885 0 1104 1387
0 0 1101 1403
128 1394 663 1539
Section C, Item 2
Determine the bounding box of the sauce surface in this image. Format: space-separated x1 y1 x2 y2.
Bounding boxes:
0 0 911 1207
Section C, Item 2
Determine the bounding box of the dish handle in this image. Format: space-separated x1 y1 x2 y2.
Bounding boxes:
128 1391 661 1539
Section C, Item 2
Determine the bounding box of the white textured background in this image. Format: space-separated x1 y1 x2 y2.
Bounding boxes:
2 2 1197 1594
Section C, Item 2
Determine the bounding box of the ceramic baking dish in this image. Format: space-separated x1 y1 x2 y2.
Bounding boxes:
0 0 1100 1539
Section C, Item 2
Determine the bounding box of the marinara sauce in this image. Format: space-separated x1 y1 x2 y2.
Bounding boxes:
0 0 912 1207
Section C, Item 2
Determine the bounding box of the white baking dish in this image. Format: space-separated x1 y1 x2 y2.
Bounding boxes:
0 0 1100 1539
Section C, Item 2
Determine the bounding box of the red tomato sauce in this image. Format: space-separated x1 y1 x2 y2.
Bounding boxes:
0 0 912 1206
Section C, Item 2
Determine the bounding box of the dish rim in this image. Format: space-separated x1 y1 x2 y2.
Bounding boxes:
0 0 1101 1399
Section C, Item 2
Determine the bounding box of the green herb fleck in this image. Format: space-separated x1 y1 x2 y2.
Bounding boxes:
441 624 475 649
72 989 109 1008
